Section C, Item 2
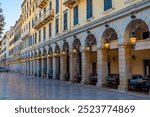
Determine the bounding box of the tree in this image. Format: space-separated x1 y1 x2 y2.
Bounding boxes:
0 3 5 38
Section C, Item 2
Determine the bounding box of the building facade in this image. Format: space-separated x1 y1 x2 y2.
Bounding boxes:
0 31 9 69
0 0 150 91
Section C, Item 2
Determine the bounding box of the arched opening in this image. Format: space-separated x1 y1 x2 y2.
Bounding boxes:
47 47 53 79
102 27 119 89
72 38 82 83
54 44 61 80
84 33 97 85
125 19 149 43
124 18 150 87
61 41 70 81
42 48 47 78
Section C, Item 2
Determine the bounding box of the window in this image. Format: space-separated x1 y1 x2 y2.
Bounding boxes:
29 36 32 46
86 0 93 19
35 33 37 44
55 18 59 34
39 30 41 42
33 6 34 12
35 16 37 21
49 23 52 37
29 22 30 30
74 5 79 25
104 0 112 11
56 0 59 14
30 10 31 16
27 2 28 9
44 7 46 14
64 12 68 31
43 27 46 41
32 19 34 28
39 12 41 18
33 35 34 45
49 1 52 10
36 2 38 8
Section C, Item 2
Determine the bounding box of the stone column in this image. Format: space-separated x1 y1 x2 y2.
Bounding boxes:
49 57 53 78
27 60 29 75
24 61 26 75
46 56 50 79
25 61 27 75
41 57 47 78
41 58 44 78
53 56 56 79
34 58 37 77
118 45 132 91
96 48 108 87
81 51 91 85
30 59 33 76
60 55 66 81
23 61 25 74
32 59 34 76
28 60 30 75
37 58 40 77
69 52 77 82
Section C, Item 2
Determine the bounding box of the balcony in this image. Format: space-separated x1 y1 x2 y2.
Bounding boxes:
63 0 80 7
21 30 29 40
38 0 49 9
34 9 54 30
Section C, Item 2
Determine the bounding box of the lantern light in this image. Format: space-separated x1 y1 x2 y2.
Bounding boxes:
104 39 110 49
48 54 53 57
72 46 77 53
130 31 137 45
54 52 58 57
85 43 91 52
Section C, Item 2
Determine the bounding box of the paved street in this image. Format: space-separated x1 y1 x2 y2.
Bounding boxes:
0 72 149 100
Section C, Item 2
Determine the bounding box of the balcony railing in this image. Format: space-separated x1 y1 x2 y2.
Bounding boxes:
63 0 80 7
21 29 29 40
38 0 49 9
34 9 54 30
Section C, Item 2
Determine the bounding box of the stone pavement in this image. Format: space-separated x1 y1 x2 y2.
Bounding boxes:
0 72 149 100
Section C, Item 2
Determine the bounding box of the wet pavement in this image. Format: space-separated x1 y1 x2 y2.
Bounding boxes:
0 72 149 100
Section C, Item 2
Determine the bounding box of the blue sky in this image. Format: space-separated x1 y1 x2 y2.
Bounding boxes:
0 0 22 34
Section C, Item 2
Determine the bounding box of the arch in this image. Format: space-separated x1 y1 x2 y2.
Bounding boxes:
124 18 149 43
62 41 69 52
72 38 81 47
43 48 47 56
34 51 37 57
102 27 118 44
38 49 41 57
31 52 34 58
55 44 60 53
48 47 53 55
85 33 97 46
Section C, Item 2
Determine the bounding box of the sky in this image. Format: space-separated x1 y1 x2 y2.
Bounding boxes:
0 0 22 35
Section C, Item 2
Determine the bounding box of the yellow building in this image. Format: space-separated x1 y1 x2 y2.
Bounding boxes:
1 0 150 91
